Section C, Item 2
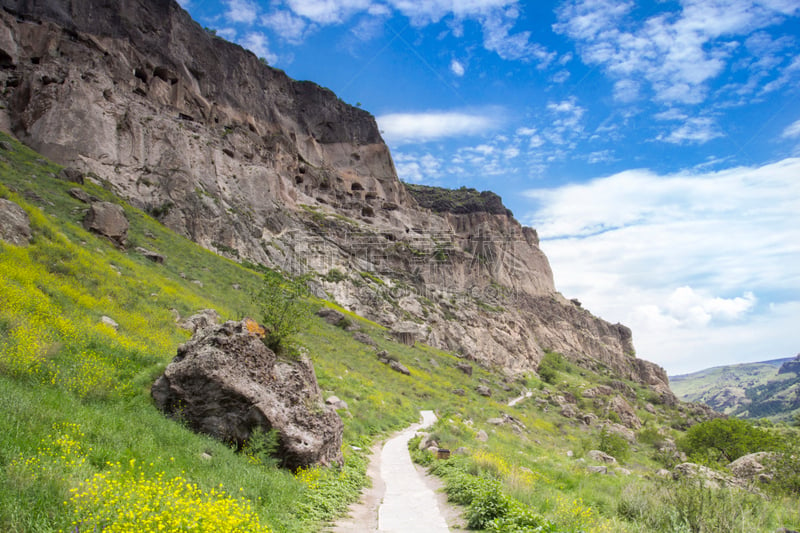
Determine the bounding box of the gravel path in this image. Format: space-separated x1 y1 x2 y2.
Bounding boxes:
328 410 464 533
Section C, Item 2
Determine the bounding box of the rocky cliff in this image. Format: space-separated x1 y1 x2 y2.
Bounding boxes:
0 0 673 398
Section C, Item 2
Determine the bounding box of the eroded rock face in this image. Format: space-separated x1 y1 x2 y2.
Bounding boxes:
151 319 343 469
0 0 674 399
0 198 31 245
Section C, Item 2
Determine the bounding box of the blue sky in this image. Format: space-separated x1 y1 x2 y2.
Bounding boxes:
178 0 800 374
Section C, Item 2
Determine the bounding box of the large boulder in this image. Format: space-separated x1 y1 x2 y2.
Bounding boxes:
83 201 128 247
0 198 31 246
151 319 343 469
727 452 774 483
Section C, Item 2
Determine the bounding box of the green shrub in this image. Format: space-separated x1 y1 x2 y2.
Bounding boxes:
537 352 565 385
255 269 314 353
599 426 630 462
464 477 509 529
242 427 280 467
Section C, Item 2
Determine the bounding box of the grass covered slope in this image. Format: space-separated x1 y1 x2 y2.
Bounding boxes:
1 131 799 533
0 132 526 531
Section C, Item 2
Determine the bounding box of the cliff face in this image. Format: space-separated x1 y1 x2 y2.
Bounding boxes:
0 0 673 398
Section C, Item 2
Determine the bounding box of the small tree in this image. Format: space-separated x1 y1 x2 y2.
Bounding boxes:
255 269 313 353
679 418 773 464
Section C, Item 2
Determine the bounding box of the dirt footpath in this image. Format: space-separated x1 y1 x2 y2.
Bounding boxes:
327 410 466 532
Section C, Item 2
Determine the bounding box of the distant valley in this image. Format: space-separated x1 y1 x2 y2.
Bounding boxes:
670 354 800 421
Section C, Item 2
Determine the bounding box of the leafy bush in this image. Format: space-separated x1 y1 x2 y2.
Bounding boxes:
243 428 281 467
599 426 630 462
537 352 565 384
765 439 800 495
679 418 774 464
255 269 314 353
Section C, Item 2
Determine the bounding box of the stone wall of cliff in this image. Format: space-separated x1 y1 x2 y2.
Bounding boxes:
0 0 673 398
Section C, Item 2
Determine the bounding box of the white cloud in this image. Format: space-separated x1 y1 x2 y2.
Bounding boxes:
658 117 722 145
286 0 373 24
555 0 799 105
377 110 500 144
393 152 443 182
522 158 800 373
664 286 757 327
782 119 800 138
450 59 465 76
239 32 278 64
262 10 309 43
225 0 258 24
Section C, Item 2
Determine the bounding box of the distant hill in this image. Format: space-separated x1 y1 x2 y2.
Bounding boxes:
670 355 800 421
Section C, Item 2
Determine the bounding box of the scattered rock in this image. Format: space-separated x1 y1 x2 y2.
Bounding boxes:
644 403 657 414
456 362 473 376
316 307 345 326
0 198 31 246
376 350 392 363
83 201 128 247
200 452 213 461
389 360 410 376
353 332 376 346
325 395 349 410
581 413 598 426
100 315 119 330
58 167 84 184
192 280 203 287
587 450 618 464
68 187 92 203
0 141 13 151
391 322 422 346
476 430 488 442
487 417 505 425
476 385 492 397
655 468 671 478
135 246 165 263
418 434 437 450
603 422 636 443
560 403 577 418
582 385 614 398
672 463 736 489
587 465 608 474
151 319 343 469
566 450 574 457
616 468 632 476
179 309 221 334
451 388 465 396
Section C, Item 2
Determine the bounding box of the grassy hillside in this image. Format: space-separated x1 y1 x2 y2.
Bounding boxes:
670 358 800 421
2 131 799 532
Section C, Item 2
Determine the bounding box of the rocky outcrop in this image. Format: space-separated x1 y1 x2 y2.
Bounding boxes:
608 395 641 429
151 319 343 469
0 197 31 245
0 0 673 398
778 354 800 375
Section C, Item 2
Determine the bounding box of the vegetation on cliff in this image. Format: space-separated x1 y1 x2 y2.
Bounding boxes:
405 183 514 217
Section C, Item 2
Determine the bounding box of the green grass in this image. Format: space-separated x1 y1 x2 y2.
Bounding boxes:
1 130 799 532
